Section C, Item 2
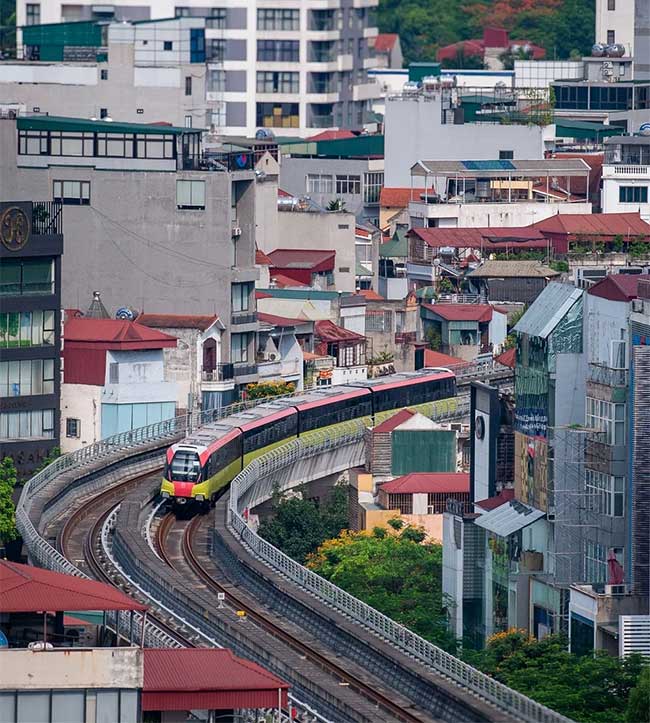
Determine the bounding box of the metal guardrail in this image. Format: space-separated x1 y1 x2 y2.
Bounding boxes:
227 398 572 723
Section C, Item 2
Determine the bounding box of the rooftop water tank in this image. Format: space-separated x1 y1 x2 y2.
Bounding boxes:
591 43 606 57
605 44 625 57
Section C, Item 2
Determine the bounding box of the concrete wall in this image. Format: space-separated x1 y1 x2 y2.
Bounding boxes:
275 210 357 293
384 94 549 187
489 311 508 349
102 349 177 405
555 353 587 427
585 294 629 368
595 0 636 55
602 173 650 221
60 382 102 453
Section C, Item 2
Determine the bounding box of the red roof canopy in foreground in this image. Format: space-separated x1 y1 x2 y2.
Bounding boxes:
380 473 470 494
0 560 147 613
142 649 289 711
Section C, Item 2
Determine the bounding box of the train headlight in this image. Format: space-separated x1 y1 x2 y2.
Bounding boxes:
195 494 205 502
161 491 170 499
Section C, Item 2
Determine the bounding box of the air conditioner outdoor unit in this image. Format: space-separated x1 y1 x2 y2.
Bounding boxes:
232 226 242 237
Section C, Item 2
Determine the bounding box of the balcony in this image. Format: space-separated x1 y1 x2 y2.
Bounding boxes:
231 311 257 326
201 364 234 382
603 164 649 177
588 363 628 388
233 362 258 380
31 201 63 235
395 331 416 345
308 115 336 128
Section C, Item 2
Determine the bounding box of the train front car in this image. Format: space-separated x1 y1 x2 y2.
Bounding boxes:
161 422 242 507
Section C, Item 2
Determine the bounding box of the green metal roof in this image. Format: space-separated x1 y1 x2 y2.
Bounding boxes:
258 288 350 300
17 115 201 136
415 286 437 300
554 118 624 140
279 135 384 158
379 229 408 258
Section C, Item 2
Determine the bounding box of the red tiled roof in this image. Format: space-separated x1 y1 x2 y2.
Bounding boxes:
269 273 309 288
307 129 356 142
137 313 219 331
258 311 307 327
315 319 366 343
380 473 470 494
588 274 650 302
142 649 288 712
374 33 398 52
422 303 493 323
475 488 515 511
380 187 425 207
424 349 469 369
533 212 650 237
410 227 548 250
373 408 416 433
64 318 177 349
496 347 516 369
268 249 335 270
355 226 372 239
0 560 147 613
358 289 385 301
437 39 484 61
256 248 272 265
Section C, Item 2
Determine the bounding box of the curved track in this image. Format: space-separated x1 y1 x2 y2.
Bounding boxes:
155 511 438 723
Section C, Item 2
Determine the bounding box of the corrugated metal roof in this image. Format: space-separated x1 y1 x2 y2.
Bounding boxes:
475 488 515 511
380 472 469 494
475 499 545 536
315 319 366 342
532 212 650 236
467 260 560 279
380 187 425 207
17 115 197 136
412 158 590 178
0 560 147 612
421 303 494 323
267 249 335 270
137 313 220 331
379 229 408 258
513 282 582 339
424 349 468 368
64 318 177 347
373 408 416 433
588 274 650 302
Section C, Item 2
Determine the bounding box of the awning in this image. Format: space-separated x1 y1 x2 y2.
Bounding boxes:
475 499 545 537
554 119 624 141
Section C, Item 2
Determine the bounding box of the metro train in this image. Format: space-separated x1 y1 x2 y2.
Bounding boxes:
160 368 457 506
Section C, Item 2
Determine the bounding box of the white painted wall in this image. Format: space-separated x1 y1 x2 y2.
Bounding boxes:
442 512 464 637
0 64 97 85
60 382 102 453
602 173 650 221
332 365 367 385
595 0 636 55
489 310 508 349
584 293 630 368
102 349 177 405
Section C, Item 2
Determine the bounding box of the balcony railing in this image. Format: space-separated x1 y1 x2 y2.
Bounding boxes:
32 201 63 235
201 363 234 382
231 311 257 326
308 115 336 128
309 80 339 94
395 331 416 345
233 362 258 378
588 363 628 387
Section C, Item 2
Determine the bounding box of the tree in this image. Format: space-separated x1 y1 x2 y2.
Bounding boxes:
626 666 650 723
425 325 442 352
464 631 646 723
0 457 18 545
32 447 61 477
307 523 456 651
258 482 349 563
245 381 295 400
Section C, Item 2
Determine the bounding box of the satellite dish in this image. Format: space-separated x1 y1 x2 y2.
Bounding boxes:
116 307 136 320
639 122 650 136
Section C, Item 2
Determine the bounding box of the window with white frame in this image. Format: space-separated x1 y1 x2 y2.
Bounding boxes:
306 174 333 194
207 69 225 92
363 172 383 205
211 103 226 127
231 283 252 312
0 409 55 440
257 8 299 30
176 180 206 210
0 359 54 397
355 242 372 265
26 3 40 24
53 180 90 205
586 469 624 517
585 397 625 445
336 175 361 195
619 186 648 204
585 540 607 583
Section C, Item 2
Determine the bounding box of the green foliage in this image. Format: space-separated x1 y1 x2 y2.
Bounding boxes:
425 325 442 352
368 350 395 365
387 517 404 530
377 0 594 65
438 277 454 294
245 381 295 400
550 260 569 273
32 447 61 478
0 457 18 544
307 524 456 650
258 482 349 563
630 241 650 259
0 0 16 57
495 251 546 261
464 631 647 723
327 198 347 212
626 666 650 723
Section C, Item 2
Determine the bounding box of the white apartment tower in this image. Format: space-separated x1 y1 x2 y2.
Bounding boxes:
14 0 380 136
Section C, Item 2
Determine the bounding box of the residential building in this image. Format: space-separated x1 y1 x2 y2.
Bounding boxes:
0 18 210 128
355 223 380 291
596 0 636 55
602 136 650 221
60 315 177 452
278 134 385 223
135 313 231 413
14 0 381 136
378 228 408 300
384 86 555 187
466 261 561 304
256 311 313 391
363 291 419 373
371 33 402 69
408 159 593 230
0 199 62 477
379 187 423 232
314 319 367 385
0 114 260 401
419 304 507 361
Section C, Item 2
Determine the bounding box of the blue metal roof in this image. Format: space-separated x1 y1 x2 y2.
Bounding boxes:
461 160 515 171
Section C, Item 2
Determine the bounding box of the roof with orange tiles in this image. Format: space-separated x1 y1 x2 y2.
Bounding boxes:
357 288 385 301
475 488 515 511
495 347 516 369
422 303 495 323
315 319 365 342
307 129 356 142
424 349 469 368
380 472 470 494
374 33 399 52
256 248 272 265
379 187 425 207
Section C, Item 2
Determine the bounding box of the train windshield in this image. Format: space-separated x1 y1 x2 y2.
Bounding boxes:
170 450 201 482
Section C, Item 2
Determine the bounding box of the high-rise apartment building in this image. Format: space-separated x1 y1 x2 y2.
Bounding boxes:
12 0 380 136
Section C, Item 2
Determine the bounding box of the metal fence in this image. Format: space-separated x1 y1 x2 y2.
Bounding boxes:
228 399 572 723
